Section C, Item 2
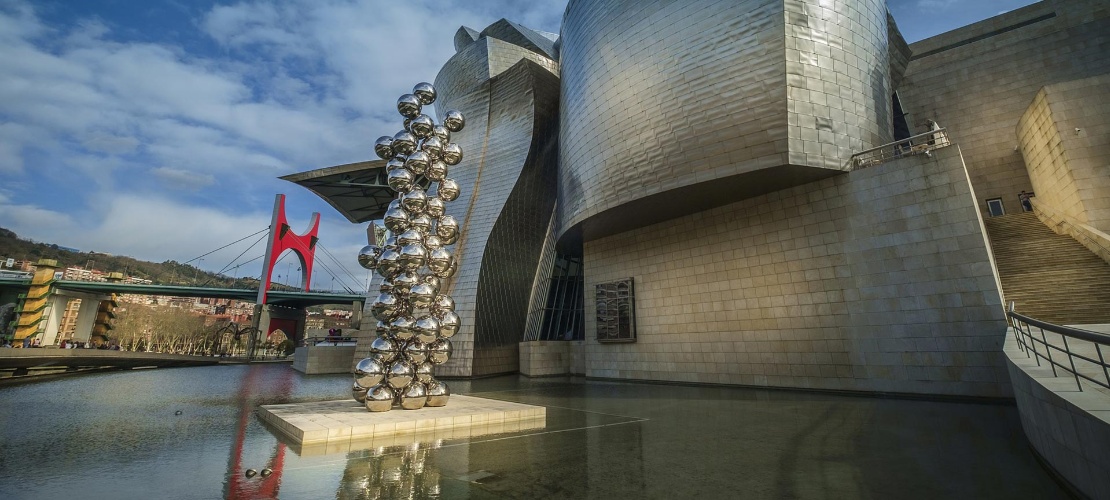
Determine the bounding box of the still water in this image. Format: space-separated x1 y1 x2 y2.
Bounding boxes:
0 364 1067 499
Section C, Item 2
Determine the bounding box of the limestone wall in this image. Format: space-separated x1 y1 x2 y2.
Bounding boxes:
581 145 1011 397
1017 75 1110 233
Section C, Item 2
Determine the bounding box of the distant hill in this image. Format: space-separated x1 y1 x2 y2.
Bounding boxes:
0 226 265 289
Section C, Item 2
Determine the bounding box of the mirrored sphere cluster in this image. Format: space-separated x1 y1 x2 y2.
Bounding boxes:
355 82 465 412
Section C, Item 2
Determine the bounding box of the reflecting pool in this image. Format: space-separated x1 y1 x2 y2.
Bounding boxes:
0 364 1066 499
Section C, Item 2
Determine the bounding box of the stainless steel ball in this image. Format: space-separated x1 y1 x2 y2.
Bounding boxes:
370 293 401 322
376 248 403 279
375 320 390 337
386 156 406 173
392 272 420 297
404 151 430 175
404 340 428 364
352 382 368 403
442 143 463 165
425 159 448 182
382 206 410 233
421 274 442 294
438 310 460 339
432 125 450 144
425 379 450 407
415 361 435 383
389 315 416 342
443 110 465 132
374 136 394 160
408 114 435 138
433 294 455 313
399 243 428 271
409 283 436 309
365 384 395 412
409 214 433 235
414 315 441 344
396 228 424 247
425 197 446 218
357 245 381 270
369 335 399 364
421 136 444 158
399 382 427 410
412 82 436 105
437 179 460 202
435 215 459 241
387 168 415 193
428 338 452 364
427 247 453 275
397 94 422 118
386 360 415 389
423 234 444 250
392 131 418 155
354 357 387 388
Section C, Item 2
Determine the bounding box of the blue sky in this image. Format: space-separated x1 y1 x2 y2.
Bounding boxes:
0 0 1038 291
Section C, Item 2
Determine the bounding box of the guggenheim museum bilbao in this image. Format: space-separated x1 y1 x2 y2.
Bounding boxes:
287 0 1110 398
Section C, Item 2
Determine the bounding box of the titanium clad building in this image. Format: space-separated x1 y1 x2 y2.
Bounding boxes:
287 0 1110 397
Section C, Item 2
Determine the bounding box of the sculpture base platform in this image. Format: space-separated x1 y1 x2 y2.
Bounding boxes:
258 395 546 447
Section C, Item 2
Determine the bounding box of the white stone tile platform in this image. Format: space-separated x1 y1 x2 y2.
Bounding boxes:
258 395 546 447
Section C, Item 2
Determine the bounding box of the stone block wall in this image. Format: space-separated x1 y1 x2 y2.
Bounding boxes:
519 341 570 377
581 145 1011 397
1017 75 1110 233
293 345 357 375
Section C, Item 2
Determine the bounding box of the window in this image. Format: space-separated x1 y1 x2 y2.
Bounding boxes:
986 198 1005 217
595 278 636 343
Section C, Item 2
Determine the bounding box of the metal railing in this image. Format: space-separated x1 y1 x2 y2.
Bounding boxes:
1029 199 1110 265
849 128 952 170
302 336 355 346
1007 302 1110 392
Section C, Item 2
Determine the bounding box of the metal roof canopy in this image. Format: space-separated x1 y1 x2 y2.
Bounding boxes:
280 160 432 224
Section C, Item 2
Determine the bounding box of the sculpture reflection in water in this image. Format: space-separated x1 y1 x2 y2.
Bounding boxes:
337 441 444 499
356 82 465 411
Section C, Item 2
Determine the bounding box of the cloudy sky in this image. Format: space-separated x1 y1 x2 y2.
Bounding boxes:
0 0 1038 291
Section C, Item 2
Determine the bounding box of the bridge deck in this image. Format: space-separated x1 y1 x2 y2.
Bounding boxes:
0 349 221 370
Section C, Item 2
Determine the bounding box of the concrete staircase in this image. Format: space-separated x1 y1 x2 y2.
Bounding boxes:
983 212 1110 325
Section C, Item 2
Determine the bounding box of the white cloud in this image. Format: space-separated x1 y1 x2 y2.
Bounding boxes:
151 167 215 190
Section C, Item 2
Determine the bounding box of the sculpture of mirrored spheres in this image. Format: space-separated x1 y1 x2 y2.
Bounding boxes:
354 81 465 411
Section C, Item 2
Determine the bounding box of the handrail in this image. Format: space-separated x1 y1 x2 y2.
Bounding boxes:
1029 199 1110 263
1007 302 1110 392
849 127 952 170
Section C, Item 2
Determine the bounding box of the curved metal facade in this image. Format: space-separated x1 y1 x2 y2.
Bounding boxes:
432 22 560 376
557 0 893 245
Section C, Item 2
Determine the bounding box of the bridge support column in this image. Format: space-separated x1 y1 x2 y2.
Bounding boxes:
39 294 68 346
258 304 307 347
90 273 123 345
72 297 101 343
13 259 58 345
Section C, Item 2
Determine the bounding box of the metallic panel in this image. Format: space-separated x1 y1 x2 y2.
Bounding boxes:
557 0 894 246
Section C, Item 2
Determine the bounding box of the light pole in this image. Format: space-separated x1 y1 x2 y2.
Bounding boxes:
284 262 292 286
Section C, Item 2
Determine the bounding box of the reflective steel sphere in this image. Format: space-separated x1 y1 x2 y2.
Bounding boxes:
376 248 402 279
370 293 401 322
399 382 427 410
397 94 422 118
365 384 395 412
425 197 446 218
369 335 399 363
414 315 440 344
357 245 381 270
425 159 448 182
442 143 463 165
386 156 406 173
415 361 435 383
425 379 450 407
423 234 444 250
405 151 430 175
421 136 444 158
375 320 390 337
354 358 387 388
404 340 428 364
399 243 428 271
392 131 418 155
432 125 450 144
374 136 394 160
435 215 459 241
409 214 433 235
396 228 424 247
438 310 460 338
409 283 436 309
421 274 442 294
428 338 452 364
443 110 465 132
433 294 455 313
389 315 416 341
352 382 368 403
412 82 436 105
392 272 420 297
382 206 410 233
386 360 415 389
427 247 453 275
408 114 435 138
438 179 460 202
387 168 415 192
